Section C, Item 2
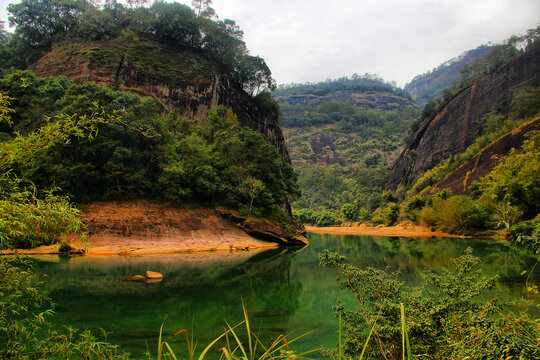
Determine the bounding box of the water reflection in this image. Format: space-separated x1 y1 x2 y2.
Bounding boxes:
34 248 304 358
30 234 539 359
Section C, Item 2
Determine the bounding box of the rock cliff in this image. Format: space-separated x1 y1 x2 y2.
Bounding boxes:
427 117 540 195
29 40 290 162
275 90 414 112
387 43 540 190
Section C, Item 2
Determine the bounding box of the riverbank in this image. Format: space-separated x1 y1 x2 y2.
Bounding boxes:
3 201 289 256
305 223 503 238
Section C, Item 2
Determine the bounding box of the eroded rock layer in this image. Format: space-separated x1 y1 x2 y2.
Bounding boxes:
387 43 540 189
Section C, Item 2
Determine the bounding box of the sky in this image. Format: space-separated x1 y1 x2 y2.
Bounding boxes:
0 0 538 87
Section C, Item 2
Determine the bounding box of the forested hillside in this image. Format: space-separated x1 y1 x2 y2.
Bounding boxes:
0 0 301 249
380 30 540 250
404 45 493 106
273 76 419 225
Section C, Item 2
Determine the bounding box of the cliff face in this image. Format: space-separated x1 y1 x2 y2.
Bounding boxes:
29 40 290 162
427 117 539 195
388 43 540 190
275 90 414 112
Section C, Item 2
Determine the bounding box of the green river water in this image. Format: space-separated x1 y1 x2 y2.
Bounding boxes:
30 233 539 358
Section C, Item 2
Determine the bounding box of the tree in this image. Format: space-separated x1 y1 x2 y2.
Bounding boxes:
234 55 276 95
126 0 148 9
239 177 265 215
191 0 215 18
8 0 89 48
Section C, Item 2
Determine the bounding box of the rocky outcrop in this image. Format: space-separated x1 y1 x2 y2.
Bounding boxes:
78 200 305 253
427 117 540 195
388 43 540 190
217 209 308 246
29 40 290 162
275 90 414 112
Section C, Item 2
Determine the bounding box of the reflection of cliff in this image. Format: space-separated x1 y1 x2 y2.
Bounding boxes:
32 247 304 358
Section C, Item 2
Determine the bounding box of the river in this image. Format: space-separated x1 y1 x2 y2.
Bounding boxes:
30 233 539 358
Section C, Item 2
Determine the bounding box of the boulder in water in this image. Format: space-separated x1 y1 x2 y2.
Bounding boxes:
145 271 163 279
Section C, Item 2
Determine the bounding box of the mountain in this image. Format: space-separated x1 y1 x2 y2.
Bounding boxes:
388 41 540 190
272 76 419 225
405 45 494 106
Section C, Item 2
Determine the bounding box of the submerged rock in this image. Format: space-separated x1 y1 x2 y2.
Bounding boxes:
125 275 146 282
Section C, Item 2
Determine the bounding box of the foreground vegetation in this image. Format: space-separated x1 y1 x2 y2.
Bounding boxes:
2 246 537 359
0 254 314 359
321 248 539 359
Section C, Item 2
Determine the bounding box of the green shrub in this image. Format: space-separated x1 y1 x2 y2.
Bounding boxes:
315 210 339 226
401 196 425 221
372 202 400 226
319 248 539 359
419 195 492 234
341 203 359 221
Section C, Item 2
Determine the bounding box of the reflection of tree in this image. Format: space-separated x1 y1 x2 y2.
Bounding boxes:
32 247 304 359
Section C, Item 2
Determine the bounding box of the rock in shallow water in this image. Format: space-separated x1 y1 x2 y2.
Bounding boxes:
145 271 163 279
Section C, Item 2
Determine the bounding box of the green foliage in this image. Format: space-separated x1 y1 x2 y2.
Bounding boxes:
0 255 130 359
371 202 399 226
419 195 492 234
276 77 419 222
472 130 540 219
0 174 84 249
340 203 359 221
274 74 410 99
319 248 539 360
400 196 425 222
6 0 275 96
511 87 540 119
0 73 298 248
315 209 339 226
506 216 540 254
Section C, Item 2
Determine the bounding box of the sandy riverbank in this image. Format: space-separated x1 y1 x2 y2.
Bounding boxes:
305 223 502 238
2 236 279 256
3 201 282 256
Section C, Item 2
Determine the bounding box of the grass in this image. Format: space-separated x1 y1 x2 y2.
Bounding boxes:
152 301 320 360
337 303 413 360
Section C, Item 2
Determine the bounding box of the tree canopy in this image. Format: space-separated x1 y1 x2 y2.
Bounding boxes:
4 0 275 95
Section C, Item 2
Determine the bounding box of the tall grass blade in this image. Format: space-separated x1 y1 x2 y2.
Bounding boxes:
242 299 253 360
197 332 228 360
226 321 248 360
359 305 383 360
338 311 342 360
400 303 412 360
158 322 164 360
163 342 179 360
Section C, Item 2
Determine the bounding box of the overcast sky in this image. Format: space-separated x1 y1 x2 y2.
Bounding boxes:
0 0 538 87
